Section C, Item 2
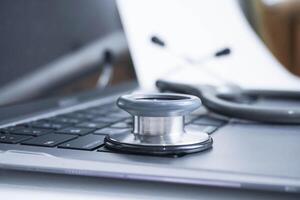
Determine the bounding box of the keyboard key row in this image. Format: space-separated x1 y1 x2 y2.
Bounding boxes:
11 127 51 136
0 124 218 151
0 99 225 153
0 134 32 144
56 127 94 135
22 133 77 147
76 122 109 129
48 116 81 124
58 134 106 150
0 131 107 150
92 116 122 123
30 121 69 130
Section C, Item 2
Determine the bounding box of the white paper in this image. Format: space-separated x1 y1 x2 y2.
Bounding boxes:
118 0 300 91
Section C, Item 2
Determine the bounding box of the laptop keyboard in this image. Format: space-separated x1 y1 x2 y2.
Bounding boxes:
0 103 228 153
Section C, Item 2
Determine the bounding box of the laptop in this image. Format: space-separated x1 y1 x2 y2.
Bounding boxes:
0 0 299 194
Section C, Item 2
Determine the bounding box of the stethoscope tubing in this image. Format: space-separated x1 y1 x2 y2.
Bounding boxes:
156 80 300 124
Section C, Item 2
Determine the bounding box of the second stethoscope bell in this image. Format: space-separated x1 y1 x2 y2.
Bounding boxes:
104 93 213 156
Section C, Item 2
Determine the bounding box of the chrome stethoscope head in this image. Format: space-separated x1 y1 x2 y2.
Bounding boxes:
104 93 213 156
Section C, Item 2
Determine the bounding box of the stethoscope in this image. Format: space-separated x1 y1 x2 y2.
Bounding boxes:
104 36 300 156
105 93 213 156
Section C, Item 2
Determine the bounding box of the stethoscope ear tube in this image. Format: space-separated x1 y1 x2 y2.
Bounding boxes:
200 87 300 124
156 80 300 124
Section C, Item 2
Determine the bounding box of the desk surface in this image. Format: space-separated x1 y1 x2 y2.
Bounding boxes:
0 170 299 200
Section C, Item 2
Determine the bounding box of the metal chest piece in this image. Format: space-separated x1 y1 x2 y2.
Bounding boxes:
104 93 213 156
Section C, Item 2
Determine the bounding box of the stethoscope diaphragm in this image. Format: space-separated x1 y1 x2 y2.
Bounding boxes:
104 93 213 156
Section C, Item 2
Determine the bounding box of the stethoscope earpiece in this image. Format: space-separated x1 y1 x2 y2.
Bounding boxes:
104 93 213 156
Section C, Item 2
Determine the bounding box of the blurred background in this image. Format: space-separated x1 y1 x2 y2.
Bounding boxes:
0 0 136 106
0 0 119 87
241 0 300 76
0 0 299 106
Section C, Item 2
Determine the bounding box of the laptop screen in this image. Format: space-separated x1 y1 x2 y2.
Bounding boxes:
0 0 136 107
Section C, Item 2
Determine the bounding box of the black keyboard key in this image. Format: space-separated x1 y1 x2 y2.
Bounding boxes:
1 126 25 133
49 116 80 124
11 128 51 136
30 121 52 129
68 112 95 119
0 134 32 144
92 116 121 123
192 116 226 127
94 127 131 135
22 133 77 147
186 124 218 135
58 134 105 150
76 122 108 129
18 123 31 127
30 121 69 130
1 128 9 134
56 127 94 135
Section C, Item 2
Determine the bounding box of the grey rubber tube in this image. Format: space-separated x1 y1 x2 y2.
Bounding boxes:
156 80 300 124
